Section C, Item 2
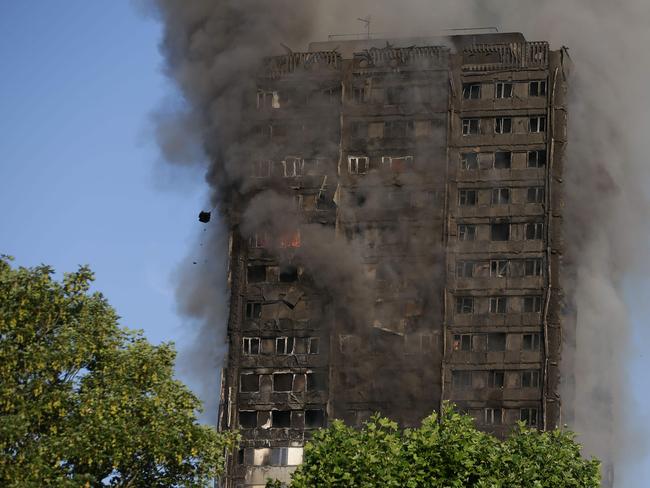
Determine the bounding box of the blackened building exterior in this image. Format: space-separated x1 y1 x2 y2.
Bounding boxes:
218 32 569 487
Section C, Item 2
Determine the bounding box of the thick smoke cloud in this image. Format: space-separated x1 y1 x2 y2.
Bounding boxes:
148 0 649 484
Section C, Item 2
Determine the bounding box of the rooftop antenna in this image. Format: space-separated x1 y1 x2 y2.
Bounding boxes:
357 16 371 39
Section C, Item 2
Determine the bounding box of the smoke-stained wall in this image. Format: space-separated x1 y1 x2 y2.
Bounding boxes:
147 1 649 485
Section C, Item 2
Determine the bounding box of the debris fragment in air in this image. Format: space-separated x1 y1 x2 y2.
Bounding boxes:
198 211 211 223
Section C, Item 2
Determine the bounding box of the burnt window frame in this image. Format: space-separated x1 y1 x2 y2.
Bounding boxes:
525 222 544 240
494 117 513 134
490 259 509 278
487 333 507 352
305 409 326 429
245 302 262 319
252 159 273 178
490 222 510 241
452 370 472 389
458 224 477 242
276 336 295 355
527 149 547 168
529 116 547 133
527 187 545 204
524 258 543 276
521 370 541 388
462 118 480 136
242 337 261 355
523 296 543 313
456 260 475 278
459 189 478 206
494 151 512 169
495 81 514 99
488 370 505 388
240 373 260 393
529 80 547 97
456 296 474 314
307 337 320 355
462 83 481 100
491 188 511 205
489 296 508 314
484 407 503 425
239 410 258 429
348 155 369 175
460 152 479 170
520 407 539 427
522 333 542 351
453 334 472 352
271 410 292 429
272 373 294 392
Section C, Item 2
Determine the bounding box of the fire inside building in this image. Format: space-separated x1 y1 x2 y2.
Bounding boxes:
217 32 570 487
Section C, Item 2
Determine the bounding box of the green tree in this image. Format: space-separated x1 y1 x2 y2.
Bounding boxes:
0 257 237 487
268 405 600 488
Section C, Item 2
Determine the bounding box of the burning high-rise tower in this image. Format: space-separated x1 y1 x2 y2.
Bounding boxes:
216 32 572 487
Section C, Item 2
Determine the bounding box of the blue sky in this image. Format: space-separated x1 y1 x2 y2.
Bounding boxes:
0 1 207 348
0 2 647 484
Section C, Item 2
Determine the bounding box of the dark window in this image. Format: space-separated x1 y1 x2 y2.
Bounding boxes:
252 160 272 178
525 259 543 276
308 337 320 355
350 121 367 139
520 408 539 426
453 334 471 351
527 187 545 204
271 410 291 428
238 448 245 464
456 261 474 278
492 188 510 205
307 372 326 391
279 265 298 283
490 260 508 277
490 297 507 314
452 371 472 389
462 83 481 100
529 80 547 97
462 118 480 135
386 86 405 105
276 337 295 355
456 297 474 314
529 116 546 133
305 409 326 428
458 224 477 241
494 151 512 169
384 120 409 138
460 152 479 170
488 370 505 388
525 223 544 240
459 189 478 206
523 333 541 351
521 370 540 388
484 408 503 425
247 266 266 283
239 411 257 429
495 117 512 134
528 150 546 168
352 86 366 103
246 302 262 319
487 333 506 352
491 223 510 241
240 374 260 392
273 373 293 392
243 337 260 355
523 296 543 313
495 82 513 99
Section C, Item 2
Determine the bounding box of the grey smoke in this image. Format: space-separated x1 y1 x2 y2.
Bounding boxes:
147 0 650 484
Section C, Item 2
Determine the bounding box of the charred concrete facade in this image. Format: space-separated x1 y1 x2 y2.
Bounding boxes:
218 33 569 487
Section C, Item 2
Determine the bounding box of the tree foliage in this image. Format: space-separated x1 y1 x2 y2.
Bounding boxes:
0 257 237 487
268 405 600 488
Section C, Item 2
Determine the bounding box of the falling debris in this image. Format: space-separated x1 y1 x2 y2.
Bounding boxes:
198 211 211 223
